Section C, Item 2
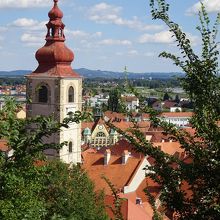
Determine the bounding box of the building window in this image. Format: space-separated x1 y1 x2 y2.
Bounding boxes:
96 132 106 137
69 142 73 153
68 86 74 103
38 86 48 103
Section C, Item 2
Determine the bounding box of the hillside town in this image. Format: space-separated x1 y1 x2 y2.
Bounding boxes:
0 0 219 220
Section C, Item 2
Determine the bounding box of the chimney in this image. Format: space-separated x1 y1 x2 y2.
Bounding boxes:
122 150 129 164
104 149 111 165
136 197 142 205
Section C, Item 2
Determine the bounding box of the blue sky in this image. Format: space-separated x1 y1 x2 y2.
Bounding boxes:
0 0 219 72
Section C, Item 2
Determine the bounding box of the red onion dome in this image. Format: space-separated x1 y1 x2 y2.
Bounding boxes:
35 41 74 65
48 0 63 20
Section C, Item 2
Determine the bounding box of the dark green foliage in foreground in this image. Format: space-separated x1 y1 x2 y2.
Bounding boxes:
0 97 108 220
148 1 220 218
105 1 220 219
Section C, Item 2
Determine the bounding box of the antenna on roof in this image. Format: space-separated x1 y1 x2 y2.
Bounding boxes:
124 66 128 88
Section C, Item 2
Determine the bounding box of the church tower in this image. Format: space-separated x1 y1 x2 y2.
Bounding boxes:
26 0 82 164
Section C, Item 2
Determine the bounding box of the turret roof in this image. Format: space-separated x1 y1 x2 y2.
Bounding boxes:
28 0 80 78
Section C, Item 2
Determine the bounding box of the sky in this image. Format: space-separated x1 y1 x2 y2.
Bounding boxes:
0 0 220 73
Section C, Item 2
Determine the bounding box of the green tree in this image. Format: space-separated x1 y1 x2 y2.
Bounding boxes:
0 97 108 220
42 161 107 220
174 94 180 103
107 89 122 112
106 1 220 219
163 92 170 101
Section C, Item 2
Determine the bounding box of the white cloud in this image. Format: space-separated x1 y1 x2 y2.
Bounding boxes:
128 50 138 56
144 52 154 57
90 2 122 14
21 32 44 47
66 29 102 41
139 31 199 45
139 31 173 44
98 56 108 60
116 52 123 56
92 32 102 38
68 30 89 38
11 18 38 27
99 39 132 46
0 27 7 48
9 18 47 31
0 0 51 8
88 2 163 31
186 0 220 15
0 27 7 32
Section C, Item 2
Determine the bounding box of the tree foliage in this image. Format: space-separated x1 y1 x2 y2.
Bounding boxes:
0 97 108 220
107 89 123 112
163 92 170 101
105 1 220 219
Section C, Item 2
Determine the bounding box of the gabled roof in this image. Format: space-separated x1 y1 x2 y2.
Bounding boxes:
160 112 194 118
82 120 151 134
152 142 184 156
99 139 144 159
162 100 179 109
104 111 127 122
82 149 144 195
121 96 138 102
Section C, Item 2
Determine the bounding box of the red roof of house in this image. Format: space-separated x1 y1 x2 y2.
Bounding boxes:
121 96 138 102
82 149 144 195
81 121 95 131
0 140 9 152
104 111 127 122
153 142 184 156
99 139 144 159
160 112 194 118
162 101 179 109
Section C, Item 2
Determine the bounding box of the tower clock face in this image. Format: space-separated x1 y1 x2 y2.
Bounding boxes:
98 125 103 130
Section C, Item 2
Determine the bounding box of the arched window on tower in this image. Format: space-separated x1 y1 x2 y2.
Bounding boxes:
49 28 52 36
52 28 55 37
69 142 73 153
68 86 74 103
38 86 48 103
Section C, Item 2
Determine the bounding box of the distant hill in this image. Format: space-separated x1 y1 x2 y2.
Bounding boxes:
0 69 184 79
0 70 31 77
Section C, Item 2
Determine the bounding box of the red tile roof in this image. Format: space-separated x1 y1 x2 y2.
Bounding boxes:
160 112 193 118
99 139 144 159
104 111 127 122
0 140 9 152
153 142 184 156
121 96 138 102
82 149 144 195
81 121 94 130
162 101 179 109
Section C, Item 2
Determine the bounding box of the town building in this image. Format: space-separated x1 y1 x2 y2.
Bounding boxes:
26 0 82 164
82 117 151 148
121 95 139 112
159 112 193 127
82 138 186 219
